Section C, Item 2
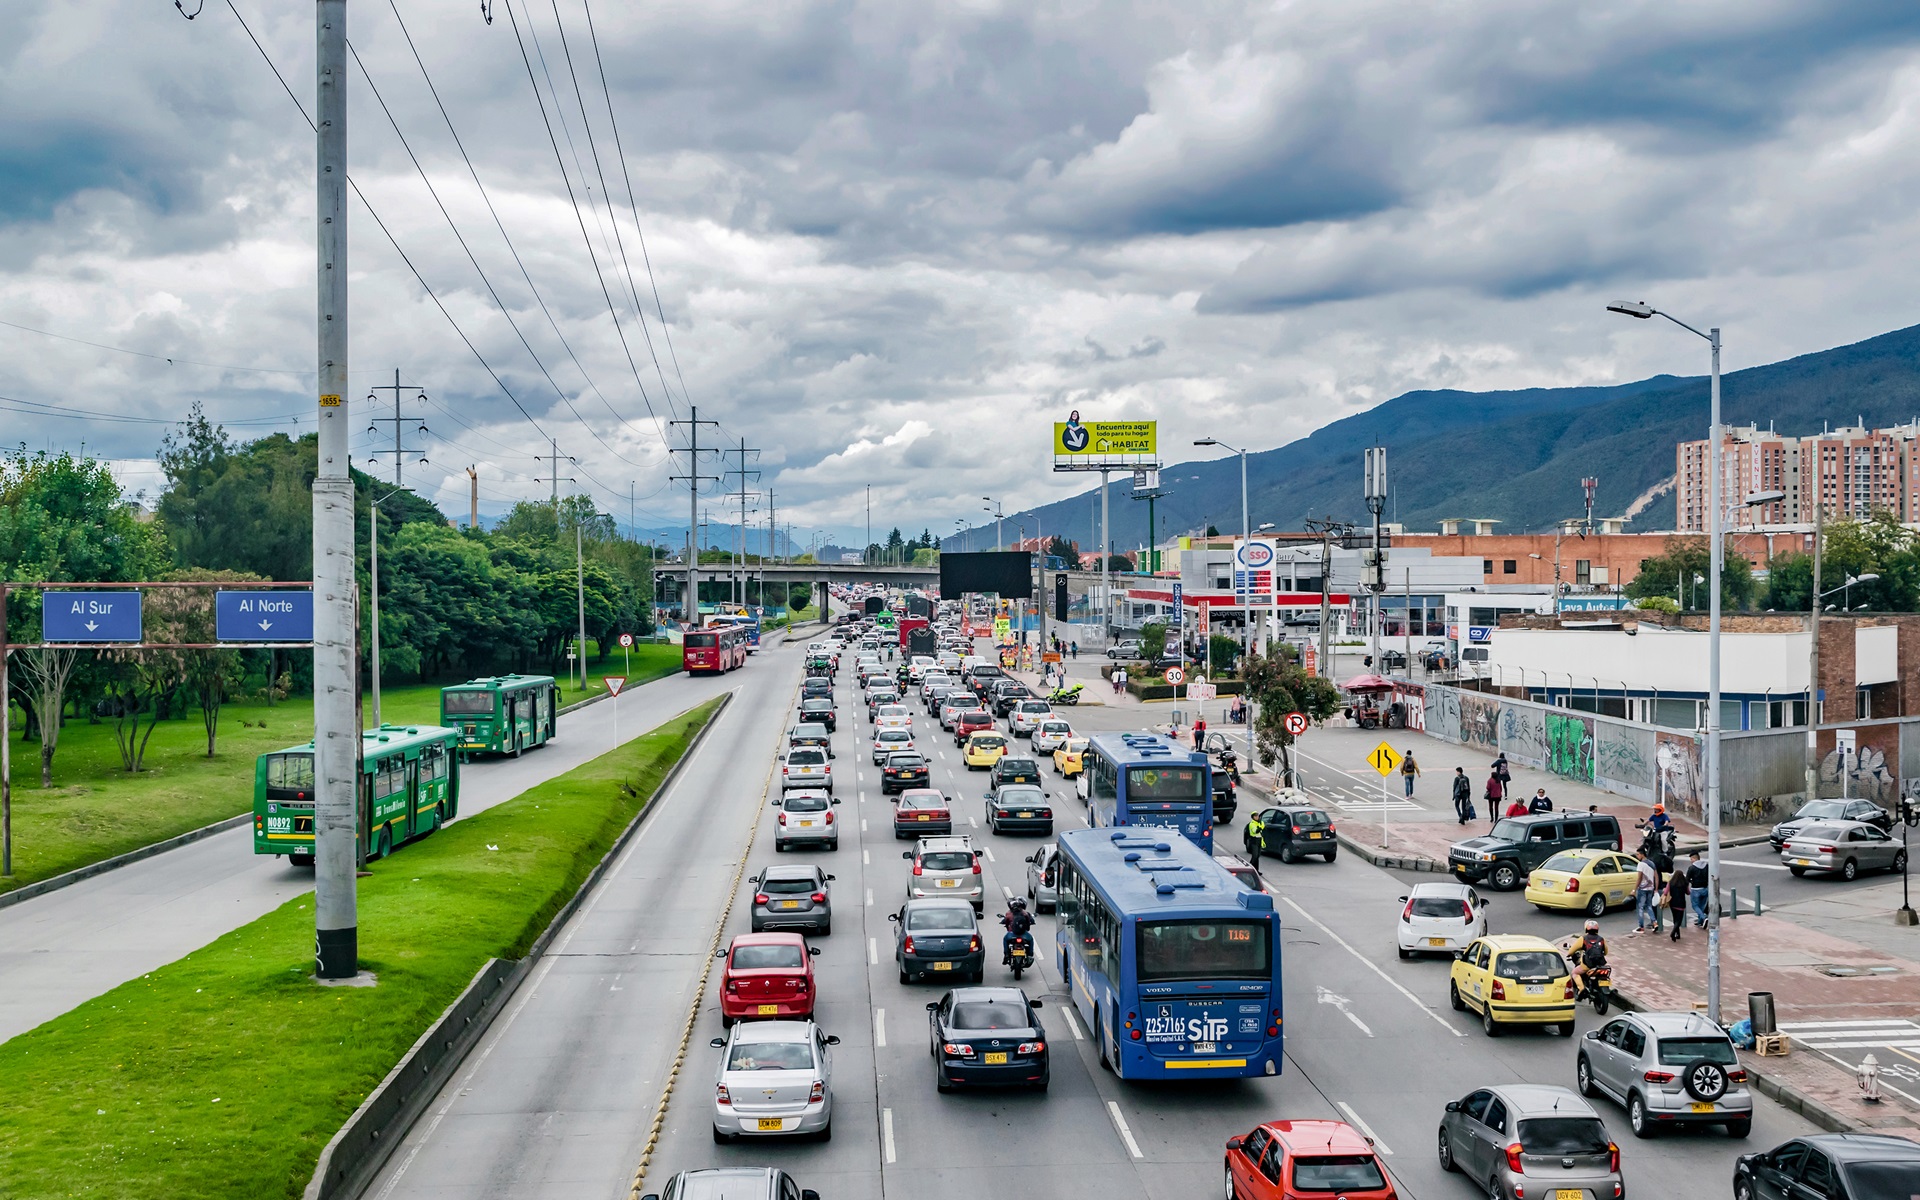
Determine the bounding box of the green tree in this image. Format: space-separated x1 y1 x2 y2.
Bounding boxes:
149 570 257 758
1623 537 1753 611
1207 634 1241 673
1239 652 1341 786
1139 622 1168 661
1044 535 1077 564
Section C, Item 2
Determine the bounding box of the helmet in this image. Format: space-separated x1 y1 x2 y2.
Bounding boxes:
1009 897 1028 910
1584 919 1600 934
1653 804 1666 814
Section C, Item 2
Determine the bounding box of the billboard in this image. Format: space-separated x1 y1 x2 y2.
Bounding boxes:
939 551 1034 599
1052 410 1158 470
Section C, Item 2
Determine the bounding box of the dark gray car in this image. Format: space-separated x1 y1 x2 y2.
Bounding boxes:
1577 1011 1753 1137
640 1168 819 1200
889 898 984 983
1438 1084 1622 1200
751 864 834 935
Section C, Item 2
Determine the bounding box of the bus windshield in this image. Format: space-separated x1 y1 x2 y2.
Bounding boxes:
1136 918 1272 982
442 691 496 716
1127 766 1205 802
264 752 315 791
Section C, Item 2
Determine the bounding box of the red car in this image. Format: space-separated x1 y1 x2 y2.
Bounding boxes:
952 709 995 745
892 788 952 838
719 932 819 1027
1225 1120 1396 1200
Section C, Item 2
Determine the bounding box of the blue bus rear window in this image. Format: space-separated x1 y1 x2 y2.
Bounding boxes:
1137 918 1271 982
1127 767 1204 801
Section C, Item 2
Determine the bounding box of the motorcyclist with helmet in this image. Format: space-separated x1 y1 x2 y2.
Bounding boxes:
999 897 1035 964
1571 919 1609 998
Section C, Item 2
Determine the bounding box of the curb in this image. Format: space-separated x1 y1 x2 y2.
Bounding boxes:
0 812 254 911
302 692 735 1200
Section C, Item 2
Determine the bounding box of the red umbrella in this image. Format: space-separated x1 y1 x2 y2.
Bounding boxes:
1341 673 1395 693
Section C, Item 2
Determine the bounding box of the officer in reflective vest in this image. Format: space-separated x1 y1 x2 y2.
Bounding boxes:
1243 810 1266 860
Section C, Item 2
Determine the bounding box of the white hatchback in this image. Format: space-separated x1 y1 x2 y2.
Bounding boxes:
1030 719 1074 753
1396 881 1488 959
874 704 913 734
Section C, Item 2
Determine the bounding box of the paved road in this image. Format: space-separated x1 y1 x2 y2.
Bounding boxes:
377 638 1817 1200
0 638 786 1045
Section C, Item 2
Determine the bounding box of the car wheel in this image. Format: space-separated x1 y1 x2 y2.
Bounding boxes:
899 968 910 985
1586 893 1608 918
1557 1021 1576 1037
1225 1165 1237 1199
1279 844 1296 865
1577 1055 1596 1096
712 1126 732 1144
936 1068 954 1094
1843 857 1860 882
1398 946 1413 960
720 1013 734 1029
1482 1007 1501 1037
1735 1176 1754 1200
1490 861 1520 891
818 1120 832 1142
1323 850 1337 863
1450 981 1467 1011
1437 1127 1456 1172
1487 1174 1503 1200
820 920 832 937
1032 1076 1049 1092
1789 865 1807 877
1628 1092 1653 1138
1727 1119 1751 1139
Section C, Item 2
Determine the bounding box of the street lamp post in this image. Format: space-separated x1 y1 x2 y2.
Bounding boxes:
1195 438 1252 666
983 498 1004 553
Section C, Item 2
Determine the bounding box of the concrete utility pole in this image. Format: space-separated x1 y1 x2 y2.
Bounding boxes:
576 516 587 689
1806 501 1823 801
312 0 358 980
466 465 478 529
669 407 720 623
1100 470 1111 640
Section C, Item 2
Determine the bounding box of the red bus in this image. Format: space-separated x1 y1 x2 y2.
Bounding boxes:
683 625 749 674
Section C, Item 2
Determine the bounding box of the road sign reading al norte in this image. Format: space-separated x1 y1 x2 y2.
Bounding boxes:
1053 416 1156 457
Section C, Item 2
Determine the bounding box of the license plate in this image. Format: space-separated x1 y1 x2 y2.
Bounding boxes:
1017 811 1035 818
778 901 801 910
1308 832 1325 839
1794 858 1813 866
757 1118 784 1131
1428 937 1449 946
1193 1042 1217 1053
1525 984 1545 995
931 961 954 971
983 1051 1009 1065
798 820 817 828
1554 1190 1583 1200
758 1004 780 1015
917 814 931 821
937 879 958 888
1690 1101 1715 1114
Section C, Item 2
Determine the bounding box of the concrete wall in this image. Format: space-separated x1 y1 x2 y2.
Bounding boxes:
1487 625 1810 695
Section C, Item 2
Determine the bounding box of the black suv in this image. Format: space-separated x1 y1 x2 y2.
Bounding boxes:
1244 801 1336 864
1211 772 1237 825
990 681 1033 717
1449 811 1623 890
990 756 1043 788
1735 1133 1920 1200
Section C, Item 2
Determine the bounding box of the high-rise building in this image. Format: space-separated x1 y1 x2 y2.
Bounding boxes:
1676 421 1920 530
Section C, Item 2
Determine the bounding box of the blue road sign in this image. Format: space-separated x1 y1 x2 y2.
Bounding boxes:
216 590 315 642
43 591 142 642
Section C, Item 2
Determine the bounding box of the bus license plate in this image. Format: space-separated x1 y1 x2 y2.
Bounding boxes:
983 1052 1008 1065
757 1118 784 1131
758 1004 780 1015
931 961 953 971
1193 1042 1217 1053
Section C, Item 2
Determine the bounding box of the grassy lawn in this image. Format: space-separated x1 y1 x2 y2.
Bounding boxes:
0 646 683 897
0 697 721 1200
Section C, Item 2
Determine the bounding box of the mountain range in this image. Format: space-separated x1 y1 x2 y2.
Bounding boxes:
963 320 1920 552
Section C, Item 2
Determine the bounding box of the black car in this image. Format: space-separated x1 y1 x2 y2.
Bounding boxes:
1769 798 1893 850
797 697 837 733
1244 802 1337 864
1211 772 1237 824
966 664 1006 697
990 682 1033 718
1377 649 1408 672
1735 1133 1920 1200
989 756 1043 788
925 986 1049 1092
984 784 1053 835
923 684 957 714
1448 811 1623 890
800 677 833 701
890 899 985 983
881 752 931 794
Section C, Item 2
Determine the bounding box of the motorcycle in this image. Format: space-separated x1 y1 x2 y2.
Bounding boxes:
1637 825 1676 873
1215 746 1243 786
1005 932 1035 980
1577 965 1613 1015
1048 683 1085 706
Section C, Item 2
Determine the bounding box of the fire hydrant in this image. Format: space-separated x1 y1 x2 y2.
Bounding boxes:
1858 1053 1883 1103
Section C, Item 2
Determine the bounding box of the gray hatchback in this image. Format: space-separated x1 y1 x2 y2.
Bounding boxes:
1577 1011 1753 1138
1439 1084 1622 1200
889 898 985 983
751 864 834 935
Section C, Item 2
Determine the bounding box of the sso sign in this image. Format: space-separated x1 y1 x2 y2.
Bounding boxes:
1234 539 1276 570
216 590 314 642
43 591 142 642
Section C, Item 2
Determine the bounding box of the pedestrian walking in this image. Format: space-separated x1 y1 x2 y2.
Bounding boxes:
1665 862 1689 941
1527 787 1554 814
1400 751 1421 797
1069 640 1078 660
1451 767 1474 824
1685 849 1710 928
1192 717 1207 750
1492 753 1512 797
1632 852 1662 935
1110 666 1123 694
1484 773 1505 825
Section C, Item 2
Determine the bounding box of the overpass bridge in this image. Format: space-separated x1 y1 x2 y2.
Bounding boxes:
666 561 1151 625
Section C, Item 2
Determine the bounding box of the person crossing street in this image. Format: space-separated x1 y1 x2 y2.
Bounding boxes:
1399 751 1421 798
1451 767 1474 824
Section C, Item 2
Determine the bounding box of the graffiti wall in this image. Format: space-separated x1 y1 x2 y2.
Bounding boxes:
1655 731 1704 821
1501 704 1548 771
1816 724 1900 804
1393 683 1426 731
1590 719 1655 801
1719 730 1811 823
1543 712 1596 783
1460 692 1501 751
1424 686 1462 743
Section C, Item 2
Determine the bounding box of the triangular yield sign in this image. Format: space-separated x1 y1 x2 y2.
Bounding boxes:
604 676 627 697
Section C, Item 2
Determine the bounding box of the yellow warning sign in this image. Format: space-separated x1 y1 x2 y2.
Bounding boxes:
1367 742 1402 777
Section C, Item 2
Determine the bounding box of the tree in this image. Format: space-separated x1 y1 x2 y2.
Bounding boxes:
1239 652 1341 787
148 571 256 758
1623 537 1754 611
1207 634 1241 673
1044 535 1077 564
1139 622 1168 661
1102 554 1134 572
1206 524 1221 538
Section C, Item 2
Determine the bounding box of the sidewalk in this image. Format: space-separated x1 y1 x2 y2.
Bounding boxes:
1610 913 1920 1139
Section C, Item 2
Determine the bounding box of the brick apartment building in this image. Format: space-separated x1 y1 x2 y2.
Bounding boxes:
1380 520 1784 591
1676 421 1920 532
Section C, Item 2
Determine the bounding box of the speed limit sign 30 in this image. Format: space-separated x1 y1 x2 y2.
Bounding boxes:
1163 667 1185 686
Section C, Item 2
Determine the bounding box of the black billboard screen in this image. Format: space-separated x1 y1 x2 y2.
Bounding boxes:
939 552 1032 599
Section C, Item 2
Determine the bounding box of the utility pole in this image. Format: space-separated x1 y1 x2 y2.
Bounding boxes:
576 515 586 689
1305 517 1350 679
865 485 872 564
367 369 428 486
535 439 572 506
312 0 358 980
1101 470 1111 640
1363 447 1388 670
1806 500 1823 803
466 465 478 530
669 407 720 624
730 438 761 610
1131 487 1165 572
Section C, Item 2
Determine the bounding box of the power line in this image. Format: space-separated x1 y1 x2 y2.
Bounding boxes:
0 392 304 427
0 316 309 377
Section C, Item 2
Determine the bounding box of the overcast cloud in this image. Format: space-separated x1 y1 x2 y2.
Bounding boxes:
4 0 1920 545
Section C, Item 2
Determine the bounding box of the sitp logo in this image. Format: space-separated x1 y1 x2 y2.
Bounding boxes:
1236 540 1275 569
1060 410 1090 452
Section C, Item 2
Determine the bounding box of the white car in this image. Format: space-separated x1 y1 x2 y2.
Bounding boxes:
1030 720 1074 754
874 704 913 733
710 1020 838 1143
1395 881 1488 959
871 728 915 764
1009 700 1054 737
774 789 840 851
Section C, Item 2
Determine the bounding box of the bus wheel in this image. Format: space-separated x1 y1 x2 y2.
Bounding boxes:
1096 1018 1113 1072
512 737 524 759
377 824 394 860
289 852 314 868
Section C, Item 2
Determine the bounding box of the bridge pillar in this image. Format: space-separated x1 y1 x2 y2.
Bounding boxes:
819 579 830 624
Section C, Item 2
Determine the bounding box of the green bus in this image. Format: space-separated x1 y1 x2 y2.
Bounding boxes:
440 674 558 757
253 724 461 865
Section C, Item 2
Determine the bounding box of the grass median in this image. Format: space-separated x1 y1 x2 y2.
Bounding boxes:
0 695 723 1200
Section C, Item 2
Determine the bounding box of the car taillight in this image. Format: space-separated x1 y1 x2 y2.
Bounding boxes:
1401 898 1413 922
967 935 981 952
824 811 834 825
1292 826 1302 834
903 936 915 953
1490 979 1506 1001
972 861 982 874
716 1084 731 1105
795 979 808 992
1564 979 1577 999
754 893 769 905
912 864 923 875
809 1081 825 1102
778 812 787 825
1728 1068 1748 1083
1818 845 1836 854
1607 1142 1620 1173
1505 1143 1525 1174
782 767 789 775
1018 1041 1045 1054
1566 877 1581 892
1643 1069 1675 1084
811 891 826 903
942 1042 974 1057
726 979 738 991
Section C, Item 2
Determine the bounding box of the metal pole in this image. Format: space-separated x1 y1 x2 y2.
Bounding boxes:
1405 567 1413 670
687 408 699 623
577 519 587 690
370 501 381 727
2 584 10 877
1101 469 1111 641
313 0 358 979
1706 326 1725 1025
392 368 402 487
1806 501 1822 801
1240 448 1251 667
1319 526 1332 679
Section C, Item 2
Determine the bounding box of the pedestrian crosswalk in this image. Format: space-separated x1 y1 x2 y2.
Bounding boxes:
1778 1018 1920 1052
1324 787 1422 814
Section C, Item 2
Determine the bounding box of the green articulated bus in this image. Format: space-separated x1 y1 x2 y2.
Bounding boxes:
440 674 558 757
253 724 461 865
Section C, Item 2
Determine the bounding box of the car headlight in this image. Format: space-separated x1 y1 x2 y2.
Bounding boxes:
1476 851 1494 862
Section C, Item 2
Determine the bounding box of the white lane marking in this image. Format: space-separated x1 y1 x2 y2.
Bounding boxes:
861 819 869 832
863 849 870 865
1283 897 1463 1037
1782 1019 1920 1030
969 817 979 828
1723 860 1790 871
882 1108 897 1164
868 938 879 965
1337 1102 1393 1155
865 888 873 907
874 1008 887 1048
981 846 996 863
1001 885 1014 900
1344 1010 1373 1037
1107 1101 1145 1159
1061 1008 1085 1040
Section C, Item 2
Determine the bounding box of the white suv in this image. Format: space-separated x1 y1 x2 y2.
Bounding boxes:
1009 700 1054 737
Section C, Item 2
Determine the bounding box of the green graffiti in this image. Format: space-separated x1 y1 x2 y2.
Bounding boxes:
1544 713 1594 782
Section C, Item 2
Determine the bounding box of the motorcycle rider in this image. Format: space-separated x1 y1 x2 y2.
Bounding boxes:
999 897 1035 964
1571 919 1609 998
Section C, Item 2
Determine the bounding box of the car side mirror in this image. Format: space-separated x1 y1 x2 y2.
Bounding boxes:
1584 1029 1602 1041
887 912 900 922
825 1035 841 1046
1453 950 1467 960
984 793 994 801
1444 1100 1461 1112
1028 998 1043 1008
641 1194 660 1200
709 1036 726 1048
1225 1135 1244 1151
1398 895 1408 903
825 874 835 881
902 851 913 859
833 798 842 804
808 946 821 956
1025 855 1036 863
802 1191 821 1200
714 948 727 960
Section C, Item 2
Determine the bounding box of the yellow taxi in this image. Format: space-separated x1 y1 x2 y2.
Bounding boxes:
1052 736 1089 778
963 731 1010 770
1524 848 1641 918
1448 934 1576 1037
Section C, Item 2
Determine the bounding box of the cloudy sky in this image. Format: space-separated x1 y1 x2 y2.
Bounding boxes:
5 0 1920 547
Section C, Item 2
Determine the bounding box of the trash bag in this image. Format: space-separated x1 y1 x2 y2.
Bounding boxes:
1729 1018 1756 1050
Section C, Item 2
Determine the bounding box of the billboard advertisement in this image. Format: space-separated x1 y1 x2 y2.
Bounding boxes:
1052 410 1158 470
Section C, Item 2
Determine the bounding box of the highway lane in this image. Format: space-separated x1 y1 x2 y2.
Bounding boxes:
0 636 787 1045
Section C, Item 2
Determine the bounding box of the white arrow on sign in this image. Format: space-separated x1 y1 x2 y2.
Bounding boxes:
257 620 273 631
84 621 99 632
1316 985 1373 1037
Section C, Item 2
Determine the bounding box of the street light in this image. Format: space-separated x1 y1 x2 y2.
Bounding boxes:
1196 437 1253 665
983 498 1004 553
1608 298 1732 1024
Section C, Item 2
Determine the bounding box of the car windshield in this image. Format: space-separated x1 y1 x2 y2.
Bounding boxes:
961 711 990 723
879 731 910 743
1041 722 1071 733
1541 852 1593 872
1656 1037 1737 1066
1843 1162 1920 1200
787 750 824 766
998 787 1046 804
1518 1117 1611 1154
1127 766 1204 801
1493 951 1568 980
972 666 1003 679
726 1041 813 1072
1411 896 1469 918
801 699 831 712
1792 824 1848 841
1490 819 1529 841
732 944 805 969
784 794 829 813
920 851 974 871
998 759 1037 774
879 706 909 717
1287 810 1331 828
1064 739 1088 753
970 737 1007 750
949 1002 1029 1031
900 793 943 809
1019 701 1050 713
1291 1156 1386 1192
442 690 497 716
906 905 974 931
1795 801 1850 820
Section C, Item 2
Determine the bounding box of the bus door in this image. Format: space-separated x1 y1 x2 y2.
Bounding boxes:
537 687 552 742
357 769 373 863
504 696 519 752
405 757 422 839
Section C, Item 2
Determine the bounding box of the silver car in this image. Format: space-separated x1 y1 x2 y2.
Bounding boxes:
1009 700 1054 737
1023 843 1058 912
1577 1011 1753 1137
1782 819 1906 881
872 729 915 765
709 1020 838 1142
774 790 840 851
1439 1084 1622 1200
1030 719 1074 754
903 835 983 910
781 747 833 792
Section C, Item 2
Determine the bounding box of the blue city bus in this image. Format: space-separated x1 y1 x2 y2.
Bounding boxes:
1053 827 1282 1079
708 613 762 652
1083 731 1214 852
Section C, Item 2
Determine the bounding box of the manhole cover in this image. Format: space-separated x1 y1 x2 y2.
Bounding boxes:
1812 964 1901 977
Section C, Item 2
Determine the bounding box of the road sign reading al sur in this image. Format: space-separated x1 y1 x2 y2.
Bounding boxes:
1367 742 1402 777
42 591 142 642
215 590 314 642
